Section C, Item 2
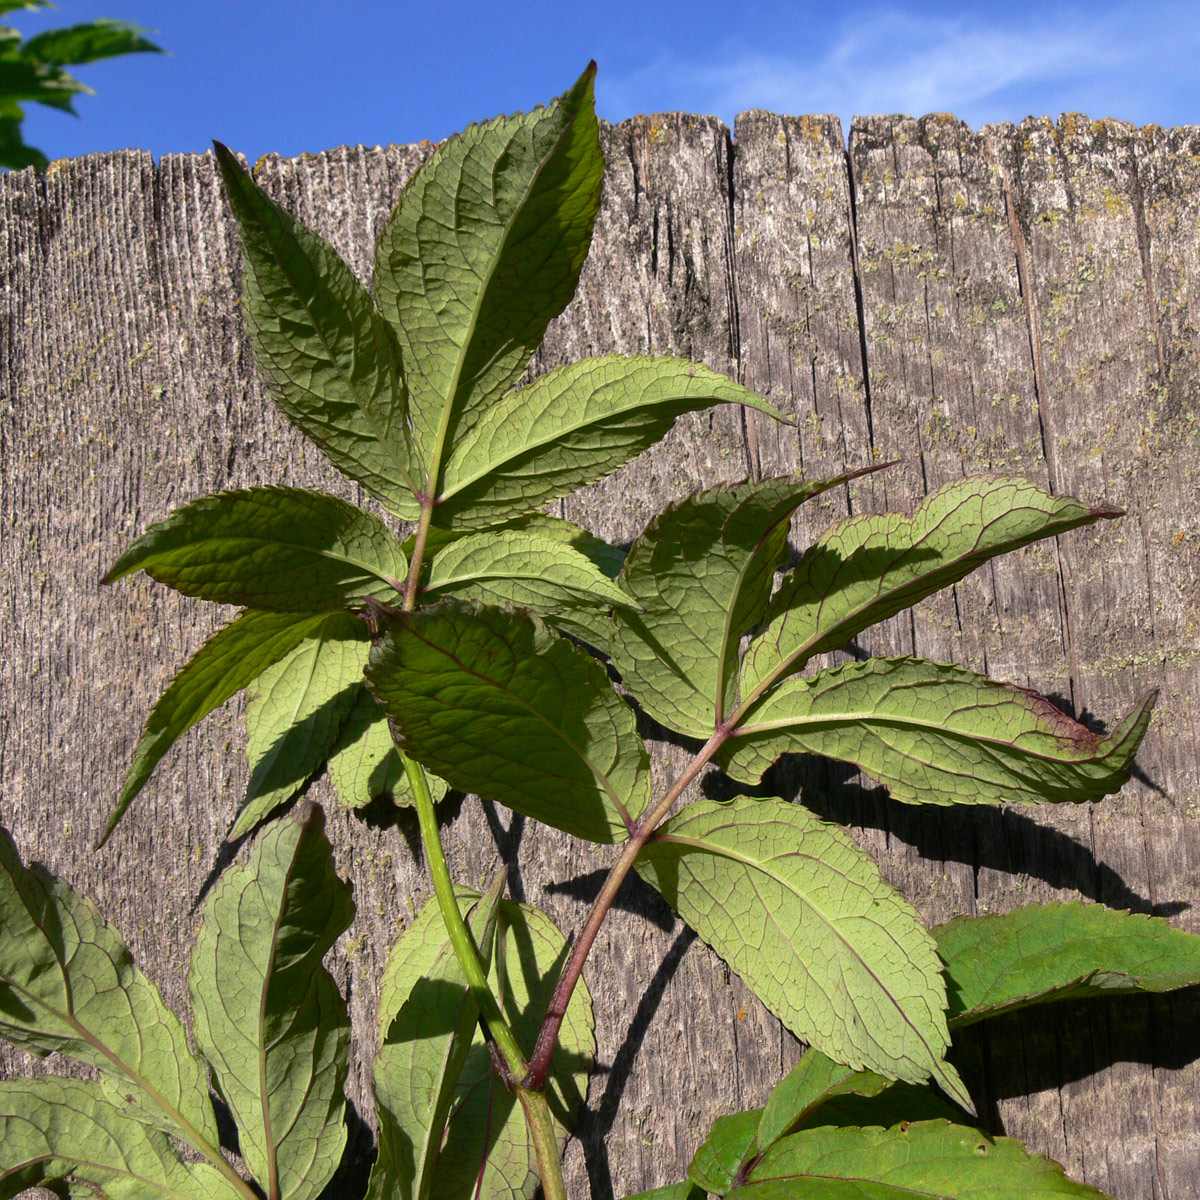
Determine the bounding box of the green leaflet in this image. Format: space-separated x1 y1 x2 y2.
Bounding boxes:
102 610 333 845
623 1185 707 1200
367 602 651 844
374 64 603 477
103 486 408 611
0 1077 243 1200
756 1050 957 1153
727 1120 1108 1199
726 656 1157 805
326 685 442 810
19 19 162 67
0 827 219 1157
235 612 370 838
740 476 1123 694
690 1109 763 1194
437 356 790 530
689 1051 966 1196
424 526 632 651
611 469 882 739
369 882 504 1200
637 797 969 1107
935 902 1200 1026
189 805 354 1200
214 145 421 516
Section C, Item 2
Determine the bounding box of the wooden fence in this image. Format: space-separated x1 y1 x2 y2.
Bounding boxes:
3 108 1199 1199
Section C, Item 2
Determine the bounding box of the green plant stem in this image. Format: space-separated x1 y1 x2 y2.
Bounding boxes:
523 727 730 1091
517 1086 568 1200
400 750 528 1080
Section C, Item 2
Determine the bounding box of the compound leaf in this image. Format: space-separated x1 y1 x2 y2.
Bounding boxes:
0 1077 243 1200
234 612 370 838
367 602 650 843
0 828 219 1156
437 356 789 530
741 476 1124 693
103 609 332 845
375 63 603 481
190 804 354 1200
611 468 882 739
727 1120 1108 1199
104 487 407 612
726 656 1156 806
326 686 418 810
936 901 1200 1026
369 881 504 1200
637 797 968 1107
215 144 420 515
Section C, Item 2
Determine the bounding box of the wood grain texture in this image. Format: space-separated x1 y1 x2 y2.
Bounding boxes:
2 110 1198 1199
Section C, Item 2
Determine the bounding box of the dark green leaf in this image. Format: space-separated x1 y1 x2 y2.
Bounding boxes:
936 901 1200 1026
214 144 420 515
104 486 407 611
367 602 650 843
22 19 162 65
103 609 332 846
757 1049 960 1153
726 656 1156 806
638 797 969 1107
0 1077 243 1200
374 64 603 479
189 805 353 1200
0 114 47 171
728 1120 1108 1198
690 1109 762 1193
611 469 882 739
741 476 1124 695
234 612 369 838
622 1185 707 1200
436 356 789 529
370 882 504 1200
0 827 218 1156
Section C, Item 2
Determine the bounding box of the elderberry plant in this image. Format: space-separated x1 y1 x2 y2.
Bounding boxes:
2 63 1198 1200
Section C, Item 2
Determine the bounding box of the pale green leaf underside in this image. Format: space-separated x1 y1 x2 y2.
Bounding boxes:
367 602 650 843
236 612 370 838
425 526 632 652
731 1120 1107 1199
742 475 1123 692
375 65 603 470
189 806 353 1200
104 486 407 612
612 468 880 739
936 901 1200 1026
327 685 439 811
437 356 789 530
0 1077 243 1200
371 886 503 1200
431 898 595 1200
638 797 966 1104
727 656 1156 806
215 144 420 517
104 610 333 844
0 828 219 1155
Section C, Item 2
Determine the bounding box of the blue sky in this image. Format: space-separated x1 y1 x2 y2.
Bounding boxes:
8 0 1200 165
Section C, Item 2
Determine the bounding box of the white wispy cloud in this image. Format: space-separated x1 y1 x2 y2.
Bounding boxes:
600 3 1200 133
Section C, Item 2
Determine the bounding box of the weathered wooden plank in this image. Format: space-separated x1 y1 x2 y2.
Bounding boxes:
2 108 1198 1200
